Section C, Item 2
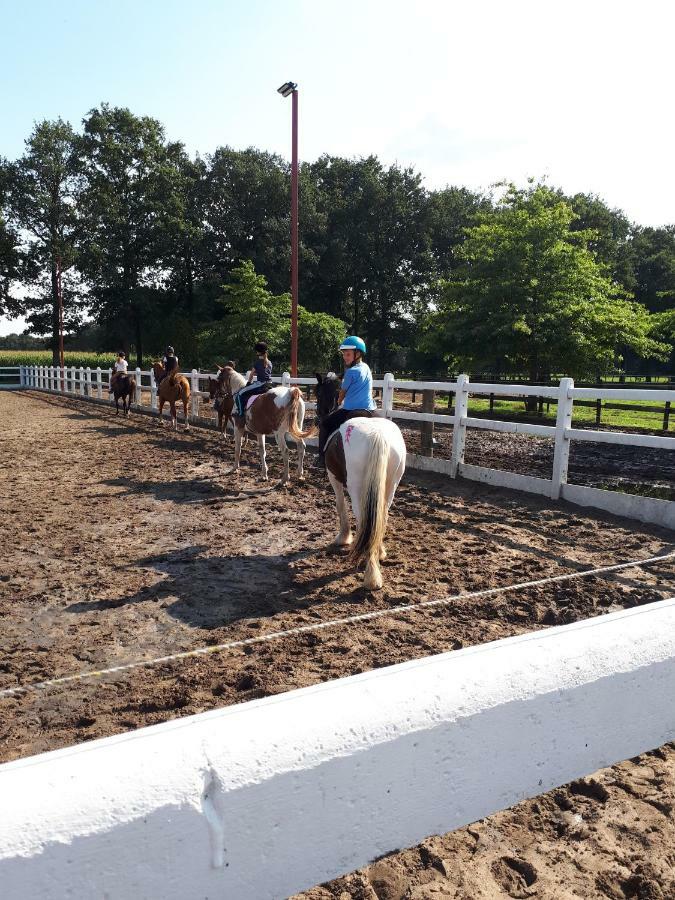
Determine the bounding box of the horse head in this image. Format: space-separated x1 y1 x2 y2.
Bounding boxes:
152 361 165 382
314 372 341 421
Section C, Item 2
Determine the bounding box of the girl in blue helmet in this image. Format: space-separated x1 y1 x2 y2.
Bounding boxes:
317 336 376 468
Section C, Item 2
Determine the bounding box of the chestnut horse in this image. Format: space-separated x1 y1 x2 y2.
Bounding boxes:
110 373 136 417
219 366 313 483
152 362 191 430
315 373 406 590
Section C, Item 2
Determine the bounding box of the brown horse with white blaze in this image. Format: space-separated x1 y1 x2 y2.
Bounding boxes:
220 366 314 482
152 362 191 430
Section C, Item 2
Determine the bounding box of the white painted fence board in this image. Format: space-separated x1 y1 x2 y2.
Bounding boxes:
463 417 555 437
468 382 560 398
560 483 675 529
459 462 554 497
571 387 675 402
1 600 674 900
565 428 675 450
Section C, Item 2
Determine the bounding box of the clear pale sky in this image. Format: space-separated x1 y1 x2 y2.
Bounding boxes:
2 0 673 334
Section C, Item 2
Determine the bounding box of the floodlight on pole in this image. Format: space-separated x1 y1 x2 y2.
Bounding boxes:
277 81 299 376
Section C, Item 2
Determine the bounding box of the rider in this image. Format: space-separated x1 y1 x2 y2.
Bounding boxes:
109 351 128 394
161 346 179 383
234 341 273 417
316 336 376 469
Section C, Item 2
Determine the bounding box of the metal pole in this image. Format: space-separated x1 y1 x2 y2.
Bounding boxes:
290 89 299 378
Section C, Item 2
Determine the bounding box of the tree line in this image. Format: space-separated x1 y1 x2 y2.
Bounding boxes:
1 104 674 378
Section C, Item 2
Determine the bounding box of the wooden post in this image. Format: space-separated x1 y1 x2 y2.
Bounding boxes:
450 374 470 478
150 368 157 411
381 373 394 418
107 368 113 401
421 389 435 456
664 401 671 432
96 367 103 400
596 398 602 426
489 393 495 412
282 371 291 387
70 366 76 394
190 369 199 419
79 366 85 396
135 367 142 407
551 377 574 499
85 367 92 397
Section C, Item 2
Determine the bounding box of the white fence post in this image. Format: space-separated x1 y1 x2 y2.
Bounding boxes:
96 367 102 400
190 369 199 419
79 366 85 396
552 377 575 499
107 368 113 401
85 367 91 397
282 371 291 387
150 369 157 411
49 365 54 391
135 367 142 407
19 366 24 387
382 372 394 418
70 366 76 393
450 374 470 478
31 365 35 388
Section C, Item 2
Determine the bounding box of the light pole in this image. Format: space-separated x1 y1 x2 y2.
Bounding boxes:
277 81 299 376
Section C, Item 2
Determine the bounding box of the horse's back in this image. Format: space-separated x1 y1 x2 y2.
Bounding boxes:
340 416 406 480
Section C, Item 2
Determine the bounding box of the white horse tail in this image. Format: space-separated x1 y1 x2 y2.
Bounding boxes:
351 429 389 567
286 387 316 439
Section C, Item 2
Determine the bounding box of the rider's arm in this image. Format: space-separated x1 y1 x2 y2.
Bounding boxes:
338 389 346 405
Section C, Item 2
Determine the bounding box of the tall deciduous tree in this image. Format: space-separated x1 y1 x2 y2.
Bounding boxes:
423 183 668 381
3 121 82 361
77 105 182 363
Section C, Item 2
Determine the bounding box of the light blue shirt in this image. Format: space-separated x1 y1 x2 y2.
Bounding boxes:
342 362 376 411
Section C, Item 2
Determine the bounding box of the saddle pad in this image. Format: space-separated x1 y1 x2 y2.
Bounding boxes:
246 394 262 411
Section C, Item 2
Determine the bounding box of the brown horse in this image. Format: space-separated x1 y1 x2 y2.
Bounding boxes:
220 366 314 482
110 373 136 417
206 372 235 433
152 362 191 430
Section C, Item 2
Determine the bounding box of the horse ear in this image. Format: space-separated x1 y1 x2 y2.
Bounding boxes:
315 372 323 384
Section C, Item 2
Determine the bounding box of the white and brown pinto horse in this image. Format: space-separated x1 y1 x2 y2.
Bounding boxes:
219 366 313 483
315 373 406 590
152 361 191 430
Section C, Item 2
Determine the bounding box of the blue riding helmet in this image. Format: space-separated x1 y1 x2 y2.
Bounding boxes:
339 336 367 354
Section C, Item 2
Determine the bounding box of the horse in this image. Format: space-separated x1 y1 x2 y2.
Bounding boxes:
152 362 191 430
110 372 136 417
206 373 235 433
315 372 406 590
219 366 313 483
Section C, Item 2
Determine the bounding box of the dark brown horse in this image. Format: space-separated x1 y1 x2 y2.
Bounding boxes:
110 373 136 417
206 372 235 433
152 362 191 430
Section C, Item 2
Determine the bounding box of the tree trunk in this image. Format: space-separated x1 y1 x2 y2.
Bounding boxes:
51 258 60 366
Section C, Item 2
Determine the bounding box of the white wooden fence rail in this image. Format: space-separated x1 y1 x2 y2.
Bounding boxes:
12 364 675 529
1 598 674 900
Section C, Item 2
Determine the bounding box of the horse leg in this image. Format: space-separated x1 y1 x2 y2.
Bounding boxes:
328 472 353 546
183 397 190 431
170 401 177 430
232 423 243 472
158 398 166 426
258 434 268 481
115 395 120 416
296 438 306 481
275 429 290 484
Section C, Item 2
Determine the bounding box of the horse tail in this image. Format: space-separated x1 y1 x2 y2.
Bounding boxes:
286 386 316 439
351 429 390 567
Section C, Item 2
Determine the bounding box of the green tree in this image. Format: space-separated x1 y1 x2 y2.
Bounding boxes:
303 155 432 370
77 104 183 364
423 183 668 381
197 260 345 372
3 121 82 361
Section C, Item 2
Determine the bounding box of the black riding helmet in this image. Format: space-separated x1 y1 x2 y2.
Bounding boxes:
254 341 268 354
166 346 175 355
